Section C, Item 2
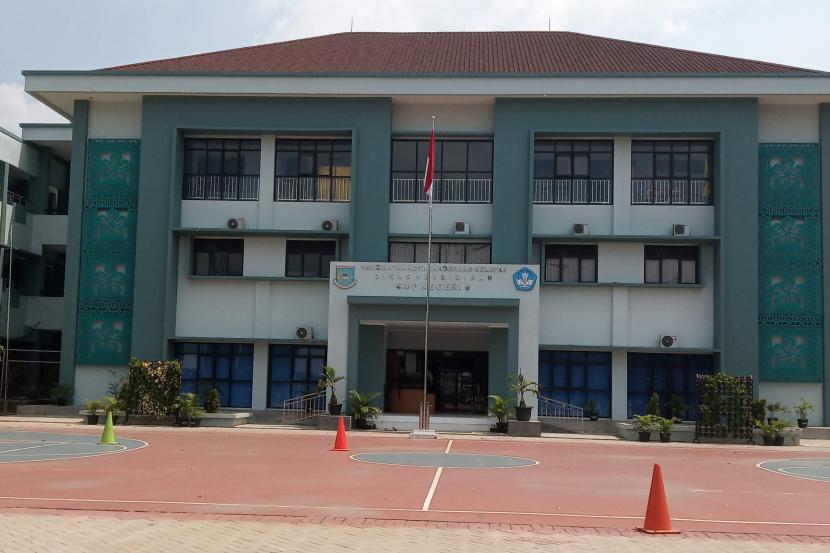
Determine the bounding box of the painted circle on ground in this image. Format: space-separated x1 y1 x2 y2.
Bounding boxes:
0 431 147 464
757 458 830 482
351 452 538 468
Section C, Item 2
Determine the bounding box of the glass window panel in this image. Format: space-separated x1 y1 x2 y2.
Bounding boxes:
441 142 467 172
207 150 222 174
580 258 597 282
389 242 415 262
689 152 710 179
215 381 230 404
286 252 303 277
332 152 351 177
655 141 672 152
233 355 254 380
572 141 589 152
573 155 589 175
631 152 653 179
227 252 243 276
680 260 697 284
545 256 561 281
561 256 579 282
207 139 224 150
181 380 196 394
645 259 660 283
193 252 210 275
215 356 231 379
185 149 206 174
316 152 331 176
198 356 213 378
441 243 465 263
276 150 298 175
467 142 492 172
298 152 314 175
223 150 239 175
465 243 491 264
570 364 586 387
269 383 291 406
303 252 320 277
240 149 260 175
293 358 308 381
553 365 568 387
589 152 612 179
320 253 334 278
555 154 572 176
534 152 555 179
270 356 292 381
661 259 679 284
230 382 252 408
655 153 671 178
181 355 198 380
187 139 206 150
555 140 572 152
309 357 325 381
415 243 440 263
673 153 688 178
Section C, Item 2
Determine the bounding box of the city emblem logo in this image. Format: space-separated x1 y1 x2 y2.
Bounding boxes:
512 267 537 291
333 264 356 289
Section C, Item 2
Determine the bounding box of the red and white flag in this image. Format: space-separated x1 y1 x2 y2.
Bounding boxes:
423 128 435 199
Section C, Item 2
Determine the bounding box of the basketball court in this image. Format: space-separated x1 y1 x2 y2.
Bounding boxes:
0 425 828 537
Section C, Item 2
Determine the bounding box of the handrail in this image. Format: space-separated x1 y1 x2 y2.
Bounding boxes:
537 395 584 434
282 390 327 424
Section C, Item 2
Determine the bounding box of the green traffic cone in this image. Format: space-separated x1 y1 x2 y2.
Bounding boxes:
99 411 118 445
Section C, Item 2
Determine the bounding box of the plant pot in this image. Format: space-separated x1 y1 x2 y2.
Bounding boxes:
797 418 808 429
774 436 784 446
589 415 599 422
491 421 508 433
328 403 343 416
638 431 651 442
85 414 99 425
659 432 671 443
354 419 375 430
514 405 533 422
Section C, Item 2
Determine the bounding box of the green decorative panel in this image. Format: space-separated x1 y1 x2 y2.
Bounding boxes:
758 144 822 382
76 140 140 365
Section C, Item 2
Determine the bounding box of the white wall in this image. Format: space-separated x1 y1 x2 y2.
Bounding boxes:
392 100 494 134
539 287 612 346
181 200 260 229
390 203 491 235
0 131 38 176
627 287 713 348
23 296 63 330
597 243 643 283
629 206 714 236
386 328 490 351
28 214 67 251
272 202 350 232
531 205 612 235
75 365 127 404
87 101 142 139
758 104 820 143
757 382 823 425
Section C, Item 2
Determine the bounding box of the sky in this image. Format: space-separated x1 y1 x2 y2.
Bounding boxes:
2 0 829 135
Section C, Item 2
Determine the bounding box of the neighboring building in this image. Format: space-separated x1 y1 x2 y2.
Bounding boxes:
0 124 70 405
22 31 830 426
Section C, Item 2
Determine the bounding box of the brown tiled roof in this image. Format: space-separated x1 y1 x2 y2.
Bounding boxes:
104 32 819 75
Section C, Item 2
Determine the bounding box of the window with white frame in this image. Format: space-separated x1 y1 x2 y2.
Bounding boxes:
644 245 699 284
631 141 713 205
544 244 598 283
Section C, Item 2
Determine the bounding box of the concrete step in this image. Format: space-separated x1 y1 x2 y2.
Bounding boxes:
801 426 830 439
375 413 492 432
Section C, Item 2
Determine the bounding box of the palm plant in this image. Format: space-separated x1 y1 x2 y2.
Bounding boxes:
487 394 512 429
348 390 381 428
508 371 539 407
318 365 345 408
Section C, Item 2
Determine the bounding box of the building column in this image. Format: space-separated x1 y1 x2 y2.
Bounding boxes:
356 323 385 407
29 147 52 215
252 341 269 410
488 327 509 399
820 104 830 426
612 137 632 234
611 350 628 420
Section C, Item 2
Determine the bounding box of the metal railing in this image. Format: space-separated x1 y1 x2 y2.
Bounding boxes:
184 175 259 200
6 191 28 207
391 178 492 203
537 395 584 434
274 176 352 202
631 179 711 205
533 178 612 204
282 390 327 424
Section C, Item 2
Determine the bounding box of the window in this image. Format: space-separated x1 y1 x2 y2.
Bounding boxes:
538 351 611 418
274 139 352 201
389 242 491 264
176 343 254 408
285 240 336 278
192 239 244 276
627 353 714 419
391 139 493 203
544 245 597 283
631 141 713 205
183 139 260 200
644 246 698 284
533 140 613 204
268 345 327 407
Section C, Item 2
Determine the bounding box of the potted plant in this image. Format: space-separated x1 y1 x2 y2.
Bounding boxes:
488 394 512 432
175 393 202 427
657 416 679 443
348 390 381 429
766 401 787 424
757 419 790 446
205 388 221 414
633 414 659 442
101 395 121 425
751 398 767 428
645 393 661 416
318 365 345 416
83 400 102 425
509 371 538 422
667 394 688 420
584 398 599 422
50 384 74 406
795 398 813 429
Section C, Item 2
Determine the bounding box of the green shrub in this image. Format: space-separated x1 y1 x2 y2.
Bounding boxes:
646 393 661 416
205 388 221 413
126 357 182 417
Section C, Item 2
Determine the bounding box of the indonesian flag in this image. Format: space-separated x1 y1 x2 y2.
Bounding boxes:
423 128 435 198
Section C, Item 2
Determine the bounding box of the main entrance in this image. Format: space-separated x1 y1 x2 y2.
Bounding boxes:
385 350 489 414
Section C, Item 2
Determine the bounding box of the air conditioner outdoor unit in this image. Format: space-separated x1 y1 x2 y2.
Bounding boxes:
321 219 338 231
659 334 679 349
672 224 690 237
226 217 245 230
454 221 471 235
573 223 590 236
296 326 314 340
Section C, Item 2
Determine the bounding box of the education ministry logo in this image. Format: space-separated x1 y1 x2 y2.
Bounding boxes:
333 264 356 289
513 267 537 291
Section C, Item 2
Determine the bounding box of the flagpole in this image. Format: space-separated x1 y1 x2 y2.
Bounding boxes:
421 116 435 431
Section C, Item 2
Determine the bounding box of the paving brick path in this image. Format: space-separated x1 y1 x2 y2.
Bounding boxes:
1 511 829 552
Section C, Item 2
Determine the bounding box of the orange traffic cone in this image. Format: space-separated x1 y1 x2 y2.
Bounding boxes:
637 464 680 534
331 416 349 451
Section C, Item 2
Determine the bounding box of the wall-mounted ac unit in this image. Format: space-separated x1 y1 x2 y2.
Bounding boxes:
454 221 471 235
321 219 338 231
672 224 690 237
226 217 245 230
296 326 314 340
659 334 679 349
573 223 590 236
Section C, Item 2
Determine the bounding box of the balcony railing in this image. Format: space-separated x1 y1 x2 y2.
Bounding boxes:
275 177 351 202
391 178 492 203
631 179 712 205
6 190 28 207
533 179 612 205
184 175 259 201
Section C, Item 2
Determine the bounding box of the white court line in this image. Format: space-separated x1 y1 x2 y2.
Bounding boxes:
756 458 830 483
422 441 452 512
0 439 147 464
0 443 65 454
2 496 830 528
444 440 453 454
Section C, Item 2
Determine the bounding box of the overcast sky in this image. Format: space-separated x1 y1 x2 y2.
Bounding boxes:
2 0 829 134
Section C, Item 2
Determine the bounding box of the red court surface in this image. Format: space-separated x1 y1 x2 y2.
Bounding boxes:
0 424 829 538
